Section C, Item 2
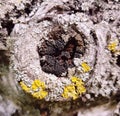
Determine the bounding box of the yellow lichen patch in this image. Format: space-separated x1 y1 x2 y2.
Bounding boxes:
32 90 48 99
62 84 78 100
76 86 86 94
71 76 86 94
31 79 46 91
62 76 86 100
20 79 48 99
31 80 48 99
71 76 84 84
20 82 30 93
107 40 118 52
81 62 91 73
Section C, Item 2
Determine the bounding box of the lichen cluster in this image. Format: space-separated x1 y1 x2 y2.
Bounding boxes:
20 77 86 100
20 79 48 99
107 40 118 52
107 40 120 55
62 76 86 100
81 62 91 73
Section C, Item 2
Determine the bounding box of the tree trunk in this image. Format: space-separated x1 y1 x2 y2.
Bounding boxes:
0 0 120 116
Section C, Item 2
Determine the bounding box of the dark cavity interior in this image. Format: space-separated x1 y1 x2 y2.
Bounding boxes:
116 55 120 67
38 29 84 77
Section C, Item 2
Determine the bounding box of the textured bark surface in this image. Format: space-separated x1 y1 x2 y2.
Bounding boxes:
0 0 120 116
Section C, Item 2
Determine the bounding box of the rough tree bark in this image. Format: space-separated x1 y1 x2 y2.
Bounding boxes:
0 0 120 116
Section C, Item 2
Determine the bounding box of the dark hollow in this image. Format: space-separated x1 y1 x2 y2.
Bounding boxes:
38 37 83 77
116 55 120 67
1 20 14 35
0 50 9 66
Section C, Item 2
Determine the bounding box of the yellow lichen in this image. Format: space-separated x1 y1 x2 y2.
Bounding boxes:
81 62 91 73
62 84 78 100
108 41 118 52
71 76 86 94
31 79 48 99
32 90 48 99
31 79 46 91
20 81 30 93
62 76 86 100
76 86 86 94
71 76 84 84
19 79 48 99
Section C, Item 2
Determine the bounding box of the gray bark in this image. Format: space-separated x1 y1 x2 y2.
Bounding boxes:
0 0 120 116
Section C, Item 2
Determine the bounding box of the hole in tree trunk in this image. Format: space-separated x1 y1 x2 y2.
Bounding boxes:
1 20 14 36
37 26 84 77
116 55 120 67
